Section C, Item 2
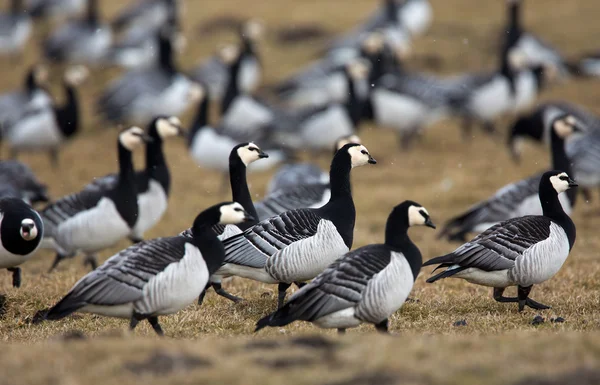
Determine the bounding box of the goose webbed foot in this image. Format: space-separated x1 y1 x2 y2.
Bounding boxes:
518 285 551 312
212 282 243 303
493 287 518 303
83 255 98 270
148 316 164 336
7 267 21 288
278 282 291 309
375 319 389 333
337 328 346 335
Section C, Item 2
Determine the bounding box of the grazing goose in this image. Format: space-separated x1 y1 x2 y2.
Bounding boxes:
27 0 86 20
439 114 579 243
0 160 48 204
569 52 600 77
256 201 435 334
83 116 184 243
256 135 362 221
112 0 177 32
217 143 376 307
0 64 50 130
0 0 31 56
191 20 264 100
44 202 253 336
3 66 88 166
40 126 151 272
0 198 43 288
425 170 577 311
42 0 112 63
98 26 202 125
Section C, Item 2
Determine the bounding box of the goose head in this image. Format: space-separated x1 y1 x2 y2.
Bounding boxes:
507 113 544 163
552 114 583 139
233 142 269 167
345 59 370 82
333 134 362 155
19 218 39 241
241 19 265 42
219 44 241 65
361 32 385 56
218 202 255 225
119 126 153 151
187 82 205 104
154 116 185 139
343 143 376 168
64 65 89 87
406 203 436 229
548 171 578 194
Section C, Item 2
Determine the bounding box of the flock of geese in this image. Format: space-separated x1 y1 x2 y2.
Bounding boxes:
0 0 598 335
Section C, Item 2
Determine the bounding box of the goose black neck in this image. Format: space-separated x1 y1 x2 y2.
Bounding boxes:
539 177 576 249
384 0 398 22
221 57 242 116
344 73 364 126
159 34 176 73
229 154 258 223
24 69 37 94
507 1 522 35
550 126 577 206
117 141 135 184
385 217 422 281
55 82 79 138
145 124 169 194
241 35 255 58
189 94 209 146
328 150 352 201
191 212 226 273
86 0 99 25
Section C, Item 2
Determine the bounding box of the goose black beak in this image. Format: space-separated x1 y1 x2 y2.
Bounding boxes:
244 213 256 222
568 178 578 188
258 150 269 159
139 133 154 143
176 126 187 137
368 155 377 164
425 218 436 229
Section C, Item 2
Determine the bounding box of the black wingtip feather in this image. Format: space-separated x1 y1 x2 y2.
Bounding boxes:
426 266 466 283
422 253 456 267
45 293 86 321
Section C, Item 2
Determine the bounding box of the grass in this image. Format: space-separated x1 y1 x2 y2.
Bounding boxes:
1 0 600 383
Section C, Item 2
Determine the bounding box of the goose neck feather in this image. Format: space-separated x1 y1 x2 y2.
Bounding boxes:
228 153 258 228
158 33 176 73
55 81 80 138
344 71 365 126
188 93 209 147
538 177 576 250
221 53 243 116
145 121 170 195
384 206 422 281
549 123 576 206
109 140 138 228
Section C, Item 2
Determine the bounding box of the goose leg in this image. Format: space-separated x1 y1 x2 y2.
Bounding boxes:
7 267 21 288
212 282 243 303
278 282 291 309
294 282 306 289
48 252 68 273
83 254 98 270
337 328 346 335
375 319 389 333
197 283 210 305
147 316 164 336
130 313 143 331
493 287 518 303
518 285 551 311
49 148 59 168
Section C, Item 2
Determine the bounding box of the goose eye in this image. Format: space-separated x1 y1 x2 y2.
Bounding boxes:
559 176 568 181
419 209 428 218
234 207 243 212
361 150 368 155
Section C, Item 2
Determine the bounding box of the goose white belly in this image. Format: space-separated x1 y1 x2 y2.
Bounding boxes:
513 72 537 113
355 252 414 323
468 77 512 120
400 0 432 36
80 303 134 319
153 75 194 117
7 109 62 149
216 263 278 284
299 106 354 150
131 179 168 239
452 267 512 287
221 97 273 134
0 244 39 268
54 197 131 253
136 244 209 315
239 57 260 93
372 89 429 132
265 220 349 283
314 307 361 329
189 127 237 171
113 41 156 69
287 73 347 108
509 223 570 286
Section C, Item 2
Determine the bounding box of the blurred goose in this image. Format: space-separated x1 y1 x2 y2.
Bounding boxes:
568 51 600 77
3 66 88 166
191 19 264 100
44 202 253 336
112 0 177 32
83 116 184 243
355 0 432 39
440 115 579 242
0 160 48 204
40 127 151 271
256 135 362 221
256 201 435 334
218 144 376 307
27 0 86 20
97 26 202 125
0 198 43 288
42 0 112 63
0 64 50 129
502 0 568 76
426 170 577 312
0 0 31 55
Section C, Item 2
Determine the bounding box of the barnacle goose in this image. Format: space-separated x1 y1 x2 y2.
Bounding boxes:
84 116 184 243
426 170 577 312
191 20 264 100
97 26 203 125
0 0 31 56
569 52 600 77
0 64 50 129
256 201 434 334
0 160 48 204
217 143 376 307
112 0 177 32
359 0 432 38
439 114 580 243
256 135 362 221
0 198 43 288
27 0 85 20
3 66 88 166
44 202 253 336
42 0 112 63
502 0 568 76
40 126 152 272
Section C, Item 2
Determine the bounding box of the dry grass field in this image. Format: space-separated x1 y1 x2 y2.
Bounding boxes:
1 0 600 384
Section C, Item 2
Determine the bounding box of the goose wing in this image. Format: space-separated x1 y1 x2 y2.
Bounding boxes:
567 130 600 182
190 56 227 98
222 209 322 268
41 186 106 230
255 183 330 221
46 237 188 318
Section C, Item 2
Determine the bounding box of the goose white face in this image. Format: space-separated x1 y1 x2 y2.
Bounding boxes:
64 65 89 86
394 44 411 61
550 172 573 194
553 115 579 139
34 65 48 84
361 33 384 54
156 117 182 138
408 205 433 227
347 60 369 81
219 45 240 64
219 202 249 224
336 135 362 150
348 145 376 168
508 49 528 69
187 82 205 103
244 20 265 40
20 218 38 240
119 126 146 151
237 142 267 166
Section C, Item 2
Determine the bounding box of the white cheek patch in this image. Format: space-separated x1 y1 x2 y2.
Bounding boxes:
348 145 369 168
237 146 259 166
219 204 245 224
119 128 144 151
550 174 569 194
554 120 573 139
157 119 179 138
408 206 426 227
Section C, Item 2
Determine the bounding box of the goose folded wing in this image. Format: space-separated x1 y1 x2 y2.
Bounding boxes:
41 187 106 226
190 57 226 91
567 131 600 178
222 209 322 268
255 183 329 220
99 70 173 113
450 216 553 271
